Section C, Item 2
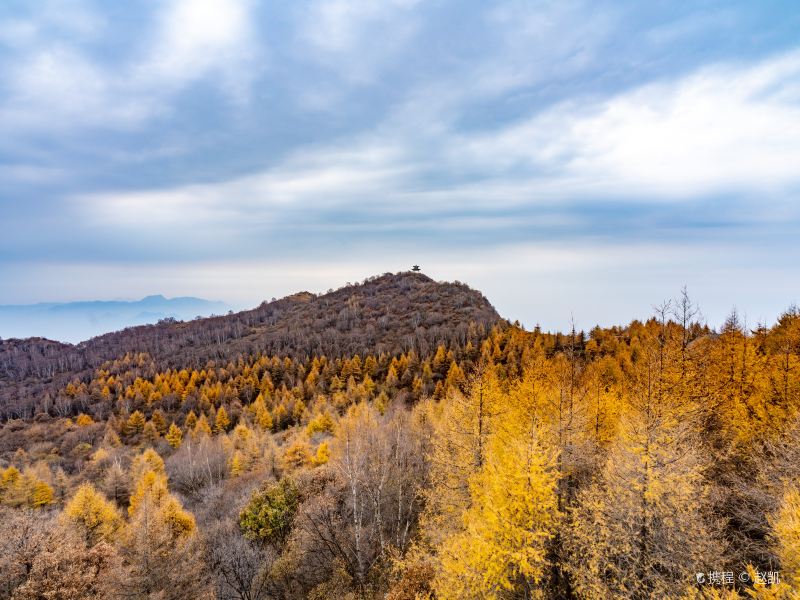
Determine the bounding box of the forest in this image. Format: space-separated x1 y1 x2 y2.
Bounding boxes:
0 273 799 599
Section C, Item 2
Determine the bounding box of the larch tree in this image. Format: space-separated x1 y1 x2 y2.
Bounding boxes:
129 447 165 484
30 479 54 508
435 420 561 599
62 483 123 545
126 410 146 435
166 422 183 448
771 486 800 590
422 365 504 550
566 323 722 599
194 413 213 438
185 410 198 430
118 455 206 599
142 420 160 444
215 405 231 433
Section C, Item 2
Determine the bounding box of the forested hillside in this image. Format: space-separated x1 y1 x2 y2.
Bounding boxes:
1 276 799 599
0 272 499 420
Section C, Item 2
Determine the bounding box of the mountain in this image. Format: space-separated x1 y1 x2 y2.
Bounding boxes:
0 295 229 344
0 272 501 420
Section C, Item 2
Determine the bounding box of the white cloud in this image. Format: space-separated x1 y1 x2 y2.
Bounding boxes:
304 0 419 51
296 0 421 83
473 1 615 97
135 0 259 102
644 9 736 47
0 46 158 131
0 19 39 48
451 50 800 200
79 140 410 229
0 0 260 133
73 49 800 237
0 0 103 49
0 163 67 184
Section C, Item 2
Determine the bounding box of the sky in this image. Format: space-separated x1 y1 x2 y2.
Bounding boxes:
1 0 800 337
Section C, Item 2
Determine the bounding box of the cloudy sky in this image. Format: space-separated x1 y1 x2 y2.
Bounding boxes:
1 0 799 334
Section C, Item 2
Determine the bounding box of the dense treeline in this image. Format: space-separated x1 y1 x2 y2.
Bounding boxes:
0 330 490 468
1 286 799 598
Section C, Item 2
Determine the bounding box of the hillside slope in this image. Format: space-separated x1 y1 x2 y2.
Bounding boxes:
0 272 501 419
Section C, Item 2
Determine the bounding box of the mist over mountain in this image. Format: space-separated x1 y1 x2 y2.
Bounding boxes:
0 295 229 344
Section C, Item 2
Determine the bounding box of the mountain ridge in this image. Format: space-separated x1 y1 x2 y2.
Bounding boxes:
0 272 502 420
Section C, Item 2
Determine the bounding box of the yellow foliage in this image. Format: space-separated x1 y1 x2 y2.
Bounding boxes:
128 469 169 514
1 465 54 509
159 495 196 538
215 405 231 433
91 447 110 463
165 422 183 448
743 564 795 599
1 465 20 489
312 441 330 466
130 448 165 483
76 413 94 426
435 427 560 598
771 487 800 589
63 483 122 544
566 404 718 598
193 413 212 438
254 400 274 431
103 425 122 448
374 390 390 415
142 420 160 443
1 466 25 504
682 587 743 599
151 410 167 433
126 410 146 434
422 369 504 547
230 451 244 477
127 463 195 541
283 438 312 471
306 412 335 436
30 480 54 508
444 361 465 391
385 364 399 388
231 422 252 446
226 423 262 473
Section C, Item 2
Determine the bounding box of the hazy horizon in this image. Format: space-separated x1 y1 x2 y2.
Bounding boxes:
0 294 229 343
2 270 795 344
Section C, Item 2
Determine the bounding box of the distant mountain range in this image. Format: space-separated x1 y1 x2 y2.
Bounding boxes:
0 295 230 343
